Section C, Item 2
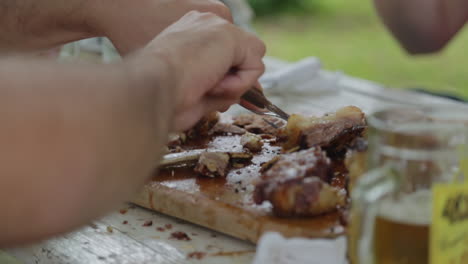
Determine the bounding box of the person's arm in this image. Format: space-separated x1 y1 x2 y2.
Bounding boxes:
0 11 265 247
0 57 174 246
0 0 231 54
0 0 95 53
374 0 468 54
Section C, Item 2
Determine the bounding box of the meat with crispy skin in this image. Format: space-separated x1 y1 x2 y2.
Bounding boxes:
233 114 285 135
254 148 346 217
240 132 264 152
261 148 332 182
256 177 346 217
194 152 230 177
193 151 253 177
282 106 366 157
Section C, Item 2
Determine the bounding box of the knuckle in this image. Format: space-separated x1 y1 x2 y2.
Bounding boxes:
249 35 266 56
244 35 266 58
214 3 233 22
208 1 232 17
184 10 203 20
257 40 267 56
258 61 266 75
186 10 201 16
199 11 220 21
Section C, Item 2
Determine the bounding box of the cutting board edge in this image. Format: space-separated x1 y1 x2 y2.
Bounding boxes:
132 184 344 244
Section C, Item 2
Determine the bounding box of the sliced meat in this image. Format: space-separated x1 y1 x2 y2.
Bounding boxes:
282 106 366 157
194 152 230 177
167 133 187 153
233 114 285 135
261 148 332 182
255 176 346 217
254 148 345 217
186 112 220 139
209 122 246 135
240 132 264 153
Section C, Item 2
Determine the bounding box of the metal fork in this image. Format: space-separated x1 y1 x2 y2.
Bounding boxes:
240 88 290 121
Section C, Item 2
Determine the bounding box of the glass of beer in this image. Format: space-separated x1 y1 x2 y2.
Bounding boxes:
349 106 468 264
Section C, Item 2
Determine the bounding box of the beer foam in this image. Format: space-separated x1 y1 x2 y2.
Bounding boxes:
377 190 432 226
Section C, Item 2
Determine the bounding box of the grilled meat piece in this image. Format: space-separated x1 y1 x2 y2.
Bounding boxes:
233 114 285 135
186 112 220 139
240 132 264 153
254 148 345 217
282 106 366 157
255 176 346 217
194 152 230 177
193 151 253 177
261 148 332 182
209 122 246 136
167 133 187 153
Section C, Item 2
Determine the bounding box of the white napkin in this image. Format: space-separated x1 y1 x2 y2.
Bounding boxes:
260 57 342 96
252 232 347 264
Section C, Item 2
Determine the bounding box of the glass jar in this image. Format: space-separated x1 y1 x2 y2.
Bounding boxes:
349 106 468 264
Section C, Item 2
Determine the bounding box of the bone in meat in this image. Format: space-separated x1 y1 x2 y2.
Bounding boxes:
282 106 366 157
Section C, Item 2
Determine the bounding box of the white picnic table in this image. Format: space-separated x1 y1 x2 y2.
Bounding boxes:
4 57 467 264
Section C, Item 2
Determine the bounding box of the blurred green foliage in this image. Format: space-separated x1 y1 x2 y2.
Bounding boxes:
252 0 468 100
247 0 322 16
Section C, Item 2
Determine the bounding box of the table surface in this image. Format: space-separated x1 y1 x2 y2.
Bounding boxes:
5 57 467 264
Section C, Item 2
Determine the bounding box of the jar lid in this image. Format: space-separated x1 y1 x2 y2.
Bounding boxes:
367 106 468 151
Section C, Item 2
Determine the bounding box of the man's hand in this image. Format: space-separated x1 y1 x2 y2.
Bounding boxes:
374 0 468 54
0 11 264 246
129 11 265 131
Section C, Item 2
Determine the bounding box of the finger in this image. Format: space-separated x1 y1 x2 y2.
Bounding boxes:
208 73 250 98
203 97 239 113
239 99 267 113
254 81 263 91
215 62 265 98
207 0 234 23
219 32 266 95
172 97 238 132
172 105 205 132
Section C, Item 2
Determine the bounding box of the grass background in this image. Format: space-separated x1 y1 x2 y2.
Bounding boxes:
250 0 468 100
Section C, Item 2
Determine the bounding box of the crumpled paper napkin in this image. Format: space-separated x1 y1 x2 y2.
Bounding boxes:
260 57 342 96
252 232 347 264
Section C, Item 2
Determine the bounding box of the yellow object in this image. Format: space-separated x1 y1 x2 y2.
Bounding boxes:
431 184 468 264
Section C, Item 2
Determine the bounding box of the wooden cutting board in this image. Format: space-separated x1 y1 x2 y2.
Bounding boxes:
132 133 346 244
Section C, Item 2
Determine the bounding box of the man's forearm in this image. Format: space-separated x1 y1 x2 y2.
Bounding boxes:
0 0 98 53
0 57 174 246
374 0 468 54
